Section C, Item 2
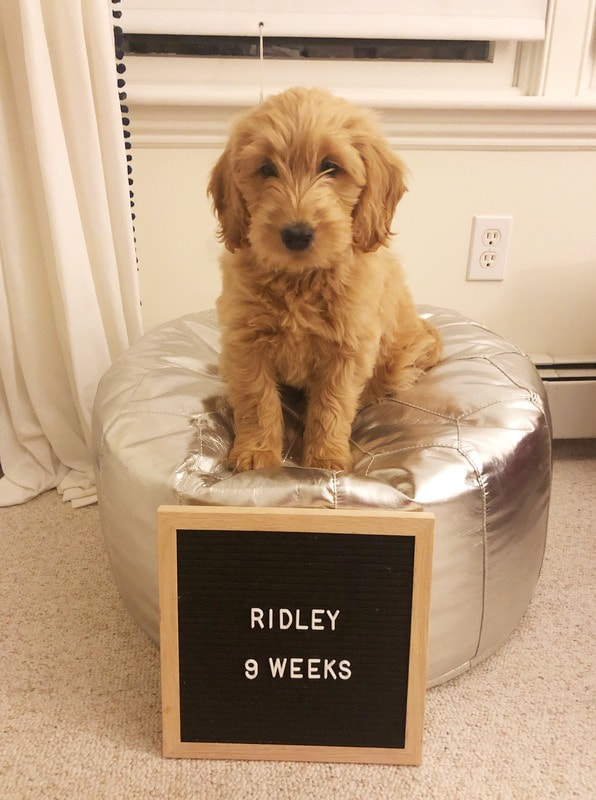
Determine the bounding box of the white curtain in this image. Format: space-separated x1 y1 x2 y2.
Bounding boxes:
0 0 143 507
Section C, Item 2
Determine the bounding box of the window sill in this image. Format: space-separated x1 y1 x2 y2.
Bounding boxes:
124 66 596 151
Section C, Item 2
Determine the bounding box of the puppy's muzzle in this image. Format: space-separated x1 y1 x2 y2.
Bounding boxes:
281 223 314 252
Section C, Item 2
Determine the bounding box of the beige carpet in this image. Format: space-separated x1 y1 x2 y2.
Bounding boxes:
1 440 594 799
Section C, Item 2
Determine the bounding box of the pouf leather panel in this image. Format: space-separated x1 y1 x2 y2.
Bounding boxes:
92 307 551 687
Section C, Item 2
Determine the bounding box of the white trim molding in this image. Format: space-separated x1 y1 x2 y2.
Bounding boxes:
126 87 596 150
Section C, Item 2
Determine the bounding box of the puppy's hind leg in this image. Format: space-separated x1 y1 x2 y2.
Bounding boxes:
415 318 442 371
361 319 442 404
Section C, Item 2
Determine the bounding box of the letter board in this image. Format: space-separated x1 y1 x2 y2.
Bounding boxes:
158 506 433 765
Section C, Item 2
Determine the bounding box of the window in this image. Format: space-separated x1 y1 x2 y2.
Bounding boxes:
119 0 596 149
121 35 492 64
121 1 550 101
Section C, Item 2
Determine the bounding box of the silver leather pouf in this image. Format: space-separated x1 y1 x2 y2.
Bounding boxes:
92 307 551 687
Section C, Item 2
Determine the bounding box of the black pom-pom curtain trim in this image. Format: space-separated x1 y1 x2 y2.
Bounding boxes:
112 1 140 297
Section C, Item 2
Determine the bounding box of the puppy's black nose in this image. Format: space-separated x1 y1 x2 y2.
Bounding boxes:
281 223 314 252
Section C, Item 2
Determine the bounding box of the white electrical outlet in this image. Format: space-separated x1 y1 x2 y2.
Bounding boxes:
467 215 513 281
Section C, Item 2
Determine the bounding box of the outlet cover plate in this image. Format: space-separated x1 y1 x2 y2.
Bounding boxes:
467 215 513 281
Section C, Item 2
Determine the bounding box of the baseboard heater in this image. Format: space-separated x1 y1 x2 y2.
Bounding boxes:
531 355 596 439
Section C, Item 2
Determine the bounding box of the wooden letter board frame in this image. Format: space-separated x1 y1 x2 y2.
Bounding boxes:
158 506 434 765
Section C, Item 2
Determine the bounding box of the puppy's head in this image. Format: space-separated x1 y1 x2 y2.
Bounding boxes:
208 87 407 271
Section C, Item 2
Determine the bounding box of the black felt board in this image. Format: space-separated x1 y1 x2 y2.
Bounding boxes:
175 528 415 749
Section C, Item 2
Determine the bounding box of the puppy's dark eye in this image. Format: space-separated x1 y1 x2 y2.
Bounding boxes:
319 160 340 176
259 161 278 178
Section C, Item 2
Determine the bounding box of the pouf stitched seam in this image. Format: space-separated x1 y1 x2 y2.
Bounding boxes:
458 446 489 663
366 443 470 466
465 321 523 343
385 396 456 422
465 353 549 418
97 410 198 478
128 367 193 403
480 355 543 395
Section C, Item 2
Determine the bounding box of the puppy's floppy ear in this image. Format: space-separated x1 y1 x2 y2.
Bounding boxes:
351 133 407 252
207 143 249 252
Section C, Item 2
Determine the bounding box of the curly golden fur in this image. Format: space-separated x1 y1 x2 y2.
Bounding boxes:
208 87 442 472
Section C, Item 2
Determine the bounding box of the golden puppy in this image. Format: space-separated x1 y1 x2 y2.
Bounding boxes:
208 87 441 472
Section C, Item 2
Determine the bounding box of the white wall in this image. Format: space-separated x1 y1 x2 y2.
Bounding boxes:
133 145 596 357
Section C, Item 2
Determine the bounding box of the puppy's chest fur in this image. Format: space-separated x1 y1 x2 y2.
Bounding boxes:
254 270 358 388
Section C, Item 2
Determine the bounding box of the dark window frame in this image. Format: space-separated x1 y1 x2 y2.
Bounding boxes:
121 34 492 63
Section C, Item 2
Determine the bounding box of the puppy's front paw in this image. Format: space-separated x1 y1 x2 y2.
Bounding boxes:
305 455 352 471
229 448 282 472
303 449 353 472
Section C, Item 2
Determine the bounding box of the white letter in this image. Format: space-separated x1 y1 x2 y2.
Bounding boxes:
338 660 352 680
279 609 292 630
326 609 340 631
269 657 287 677
323 659 337 680
311 609 325 630
251 608 264 629
307 658 321 679
244 659 259 679
295 609 308 631
290 658 304 679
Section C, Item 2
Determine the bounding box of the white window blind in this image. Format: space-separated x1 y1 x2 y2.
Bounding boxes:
122 1 548 41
